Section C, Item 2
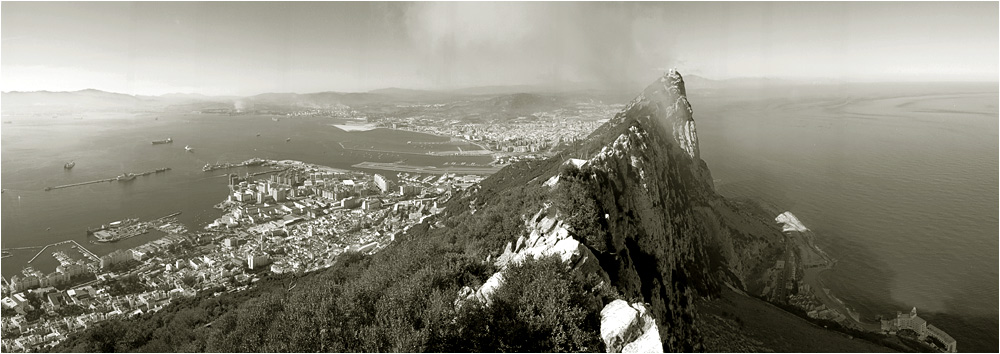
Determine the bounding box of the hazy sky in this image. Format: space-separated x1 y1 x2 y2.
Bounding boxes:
2 2 997 95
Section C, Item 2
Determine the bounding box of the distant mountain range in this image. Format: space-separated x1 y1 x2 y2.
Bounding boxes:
0 75 857 115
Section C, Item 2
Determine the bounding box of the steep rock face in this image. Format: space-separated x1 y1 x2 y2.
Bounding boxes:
451 70 783 352
546 70 717 351
546 70 782 351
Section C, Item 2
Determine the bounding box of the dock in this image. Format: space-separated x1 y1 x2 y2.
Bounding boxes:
44 167 171 191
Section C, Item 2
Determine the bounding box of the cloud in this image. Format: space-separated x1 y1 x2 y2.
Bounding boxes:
402 2 678 88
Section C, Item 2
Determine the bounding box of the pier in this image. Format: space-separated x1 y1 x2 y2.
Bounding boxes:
43 167 171 191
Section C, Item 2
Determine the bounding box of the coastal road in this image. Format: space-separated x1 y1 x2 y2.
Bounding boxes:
773 234 792 303
789 230 881 332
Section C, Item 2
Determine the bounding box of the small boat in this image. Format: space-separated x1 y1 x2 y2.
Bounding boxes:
286 138 291 142
256 133 261 137
185 145 194 152
64 161 75 169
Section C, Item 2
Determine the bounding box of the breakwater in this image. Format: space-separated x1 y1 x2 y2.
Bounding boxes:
43 167 171 191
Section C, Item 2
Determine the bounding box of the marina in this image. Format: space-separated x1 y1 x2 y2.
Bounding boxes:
26 240 98 264
43 167 171 191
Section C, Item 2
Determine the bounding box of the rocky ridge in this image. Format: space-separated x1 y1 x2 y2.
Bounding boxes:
453 69 786 352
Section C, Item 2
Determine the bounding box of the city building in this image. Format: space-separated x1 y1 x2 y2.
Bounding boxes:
99 249 133 269
374 174 391 194
362 198 382 211
248 253 271 270
881 307 957 353
224 238 243 249
399 184 421 196
270 188 287 202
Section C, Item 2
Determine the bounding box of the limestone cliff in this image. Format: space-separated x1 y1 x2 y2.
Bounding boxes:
538 70 784 350
449 70 785 352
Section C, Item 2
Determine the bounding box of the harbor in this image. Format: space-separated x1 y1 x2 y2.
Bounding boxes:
43 167 171 191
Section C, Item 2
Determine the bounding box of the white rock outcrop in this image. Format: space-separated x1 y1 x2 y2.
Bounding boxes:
457 207 603 308
676 119 699 160
600 299 663 353
494 208 594 270
775 211 809 232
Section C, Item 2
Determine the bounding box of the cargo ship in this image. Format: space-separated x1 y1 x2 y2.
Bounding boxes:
151 138 173 145
204 162 235 172
242 158 266 166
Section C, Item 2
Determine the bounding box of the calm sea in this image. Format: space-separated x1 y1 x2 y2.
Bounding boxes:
690 82 998 353
1 114 490 279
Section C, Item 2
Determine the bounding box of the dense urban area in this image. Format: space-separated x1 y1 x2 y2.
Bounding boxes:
0 98 622 352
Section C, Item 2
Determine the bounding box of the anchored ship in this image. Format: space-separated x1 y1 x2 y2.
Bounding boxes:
204 162 234 172
151 138 173 145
